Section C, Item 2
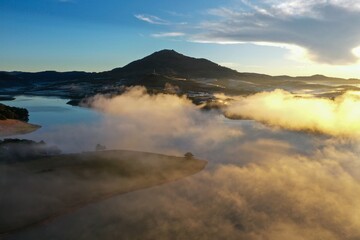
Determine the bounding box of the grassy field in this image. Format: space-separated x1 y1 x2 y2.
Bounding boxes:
0 119 40 137
0 150 206 235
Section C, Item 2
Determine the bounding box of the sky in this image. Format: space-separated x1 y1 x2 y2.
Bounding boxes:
1 0 360 78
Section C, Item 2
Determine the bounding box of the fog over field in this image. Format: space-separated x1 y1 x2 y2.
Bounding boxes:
6 87 360 239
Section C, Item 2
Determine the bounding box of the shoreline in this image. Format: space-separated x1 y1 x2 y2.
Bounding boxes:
0 96 15 101
0 119 41 137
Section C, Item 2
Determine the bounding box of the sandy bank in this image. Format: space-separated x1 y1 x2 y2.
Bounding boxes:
0 119 40 137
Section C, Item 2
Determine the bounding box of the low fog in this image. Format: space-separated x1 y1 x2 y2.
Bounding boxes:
4 87 360 239
224 89 360 137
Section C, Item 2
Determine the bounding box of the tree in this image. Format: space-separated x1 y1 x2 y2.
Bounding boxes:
184 152 194 159
95 144 106 151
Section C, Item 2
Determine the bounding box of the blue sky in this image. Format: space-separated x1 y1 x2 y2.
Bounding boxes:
1 0 360 78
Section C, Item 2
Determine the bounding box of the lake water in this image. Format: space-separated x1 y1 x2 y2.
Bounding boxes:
0 96 105 152
1 95 102 128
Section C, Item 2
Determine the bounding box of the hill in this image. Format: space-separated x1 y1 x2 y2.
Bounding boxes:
2 50 359 84
0 150 206 235
106 49 243 79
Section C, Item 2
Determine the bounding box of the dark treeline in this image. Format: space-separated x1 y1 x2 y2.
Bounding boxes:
0 139 61 163
0 103 29 122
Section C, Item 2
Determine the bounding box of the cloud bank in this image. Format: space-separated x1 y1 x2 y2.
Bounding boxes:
199 1 360 64
97 155 360 240
136 0 360 64
224 89 360 137
29 86 242 158
89 86 242 154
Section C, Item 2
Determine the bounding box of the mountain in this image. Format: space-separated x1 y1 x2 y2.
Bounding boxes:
1 49 359 98
105 49 243 79
1 50 357 83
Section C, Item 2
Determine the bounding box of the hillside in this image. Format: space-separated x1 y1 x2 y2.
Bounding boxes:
0 150 206 235
106 49 242 79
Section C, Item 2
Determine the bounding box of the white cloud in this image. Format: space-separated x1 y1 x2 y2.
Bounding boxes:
135 14 187 26
191 1 360 65
134 14 170 25
151 32 185 38
267 0 360 15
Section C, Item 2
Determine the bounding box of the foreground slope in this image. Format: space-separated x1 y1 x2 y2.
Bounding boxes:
0 150 206 235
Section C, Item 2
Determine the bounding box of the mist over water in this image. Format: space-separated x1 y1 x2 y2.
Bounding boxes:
4 88 360 239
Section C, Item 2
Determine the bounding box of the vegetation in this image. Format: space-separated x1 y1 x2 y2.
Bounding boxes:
0 103 29 121
184 152 194 159
0 139 61 163
0 104 40 136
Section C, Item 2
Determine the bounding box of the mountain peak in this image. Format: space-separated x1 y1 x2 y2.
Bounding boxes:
110 49 240 79
143 49 187 62
152 49 179 55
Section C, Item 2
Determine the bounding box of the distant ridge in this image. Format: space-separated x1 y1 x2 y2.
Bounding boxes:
0 49 358 84
0 71 91 87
